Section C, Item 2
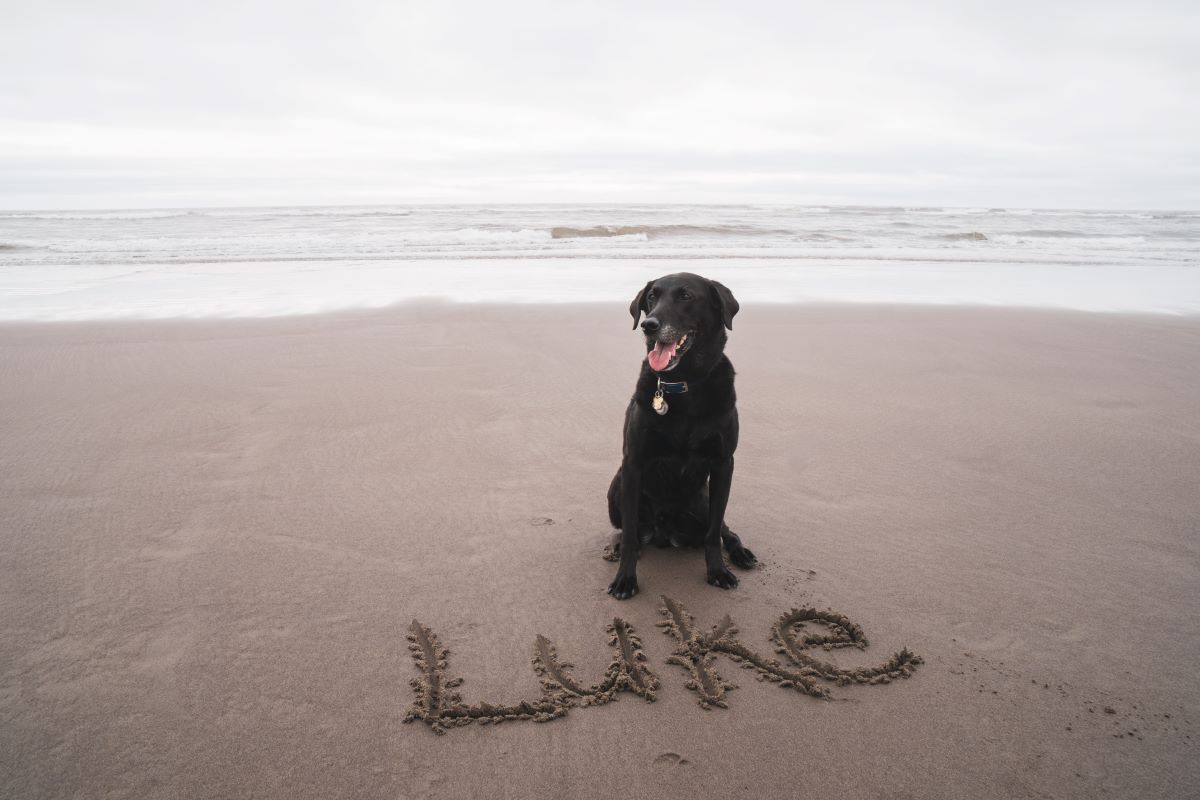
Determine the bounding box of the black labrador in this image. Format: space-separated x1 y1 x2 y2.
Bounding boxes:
606 272 756 599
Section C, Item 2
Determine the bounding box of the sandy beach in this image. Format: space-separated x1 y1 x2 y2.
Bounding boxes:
1 303 1198 799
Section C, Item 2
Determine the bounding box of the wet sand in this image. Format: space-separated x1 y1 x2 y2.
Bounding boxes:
1 304 1198 798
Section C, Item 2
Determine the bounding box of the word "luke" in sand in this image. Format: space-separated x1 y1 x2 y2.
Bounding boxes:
404 596 922 734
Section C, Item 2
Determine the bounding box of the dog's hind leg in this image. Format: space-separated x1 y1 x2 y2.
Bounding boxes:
607 470 623 529
662 493 709 549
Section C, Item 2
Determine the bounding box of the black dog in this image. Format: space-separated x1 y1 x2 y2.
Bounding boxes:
606 272 756 599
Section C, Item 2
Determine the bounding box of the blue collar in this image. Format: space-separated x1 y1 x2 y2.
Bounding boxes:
657 378 689 394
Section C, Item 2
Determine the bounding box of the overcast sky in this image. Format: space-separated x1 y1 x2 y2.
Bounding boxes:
1 0 1196 209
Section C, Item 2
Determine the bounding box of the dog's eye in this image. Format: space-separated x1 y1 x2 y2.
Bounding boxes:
647 291 658 302
680 290 692 301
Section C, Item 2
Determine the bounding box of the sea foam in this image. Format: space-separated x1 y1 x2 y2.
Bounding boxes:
0 204 1196 320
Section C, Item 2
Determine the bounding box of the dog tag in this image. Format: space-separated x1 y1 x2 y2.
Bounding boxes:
652 390 668 415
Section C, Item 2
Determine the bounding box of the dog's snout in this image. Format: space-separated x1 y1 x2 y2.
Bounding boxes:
641 317 660 334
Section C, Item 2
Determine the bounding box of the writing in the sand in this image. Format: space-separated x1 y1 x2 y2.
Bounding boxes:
404 596 922 734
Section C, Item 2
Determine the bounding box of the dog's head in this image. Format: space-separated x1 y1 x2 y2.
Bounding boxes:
628 272 739 376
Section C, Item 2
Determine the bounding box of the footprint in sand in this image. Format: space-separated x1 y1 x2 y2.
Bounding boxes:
653 752 691 767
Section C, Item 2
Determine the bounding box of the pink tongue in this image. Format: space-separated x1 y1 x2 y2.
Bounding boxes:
647 340 677 371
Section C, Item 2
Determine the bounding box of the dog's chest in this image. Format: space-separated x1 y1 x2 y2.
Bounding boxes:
645 418 722 462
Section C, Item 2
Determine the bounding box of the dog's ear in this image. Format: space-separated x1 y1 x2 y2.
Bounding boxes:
710 280 739 330
629 280 653 329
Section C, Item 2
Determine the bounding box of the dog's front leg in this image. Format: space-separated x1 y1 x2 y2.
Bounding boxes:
607 462 641 599
705 456 738 589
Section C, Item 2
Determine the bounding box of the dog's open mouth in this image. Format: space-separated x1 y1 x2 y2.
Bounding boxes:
646 331 693 372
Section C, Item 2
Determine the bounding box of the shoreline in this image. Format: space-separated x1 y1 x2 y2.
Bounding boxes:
3 295 1200 330
2 256 1198 321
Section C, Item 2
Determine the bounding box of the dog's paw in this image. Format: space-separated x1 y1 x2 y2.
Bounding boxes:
728 545 757 570
706 566 739 590
607 572 639 600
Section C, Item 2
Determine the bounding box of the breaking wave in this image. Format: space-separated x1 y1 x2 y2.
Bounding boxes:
1014 229 1145 241
935 231 989 241
550 224 787 239
206 207 413 218
0 210 191 220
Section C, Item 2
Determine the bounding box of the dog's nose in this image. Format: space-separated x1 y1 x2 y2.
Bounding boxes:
641 317 660 334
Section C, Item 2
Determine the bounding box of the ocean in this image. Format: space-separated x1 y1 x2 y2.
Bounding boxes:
1 204 1197 319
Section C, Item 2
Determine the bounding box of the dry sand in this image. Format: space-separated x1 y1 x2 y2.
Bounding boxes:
1 303 1198 799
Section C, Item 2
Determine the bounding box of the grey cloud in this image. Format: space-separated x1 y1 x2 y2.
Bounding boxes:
1 0 1197 208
